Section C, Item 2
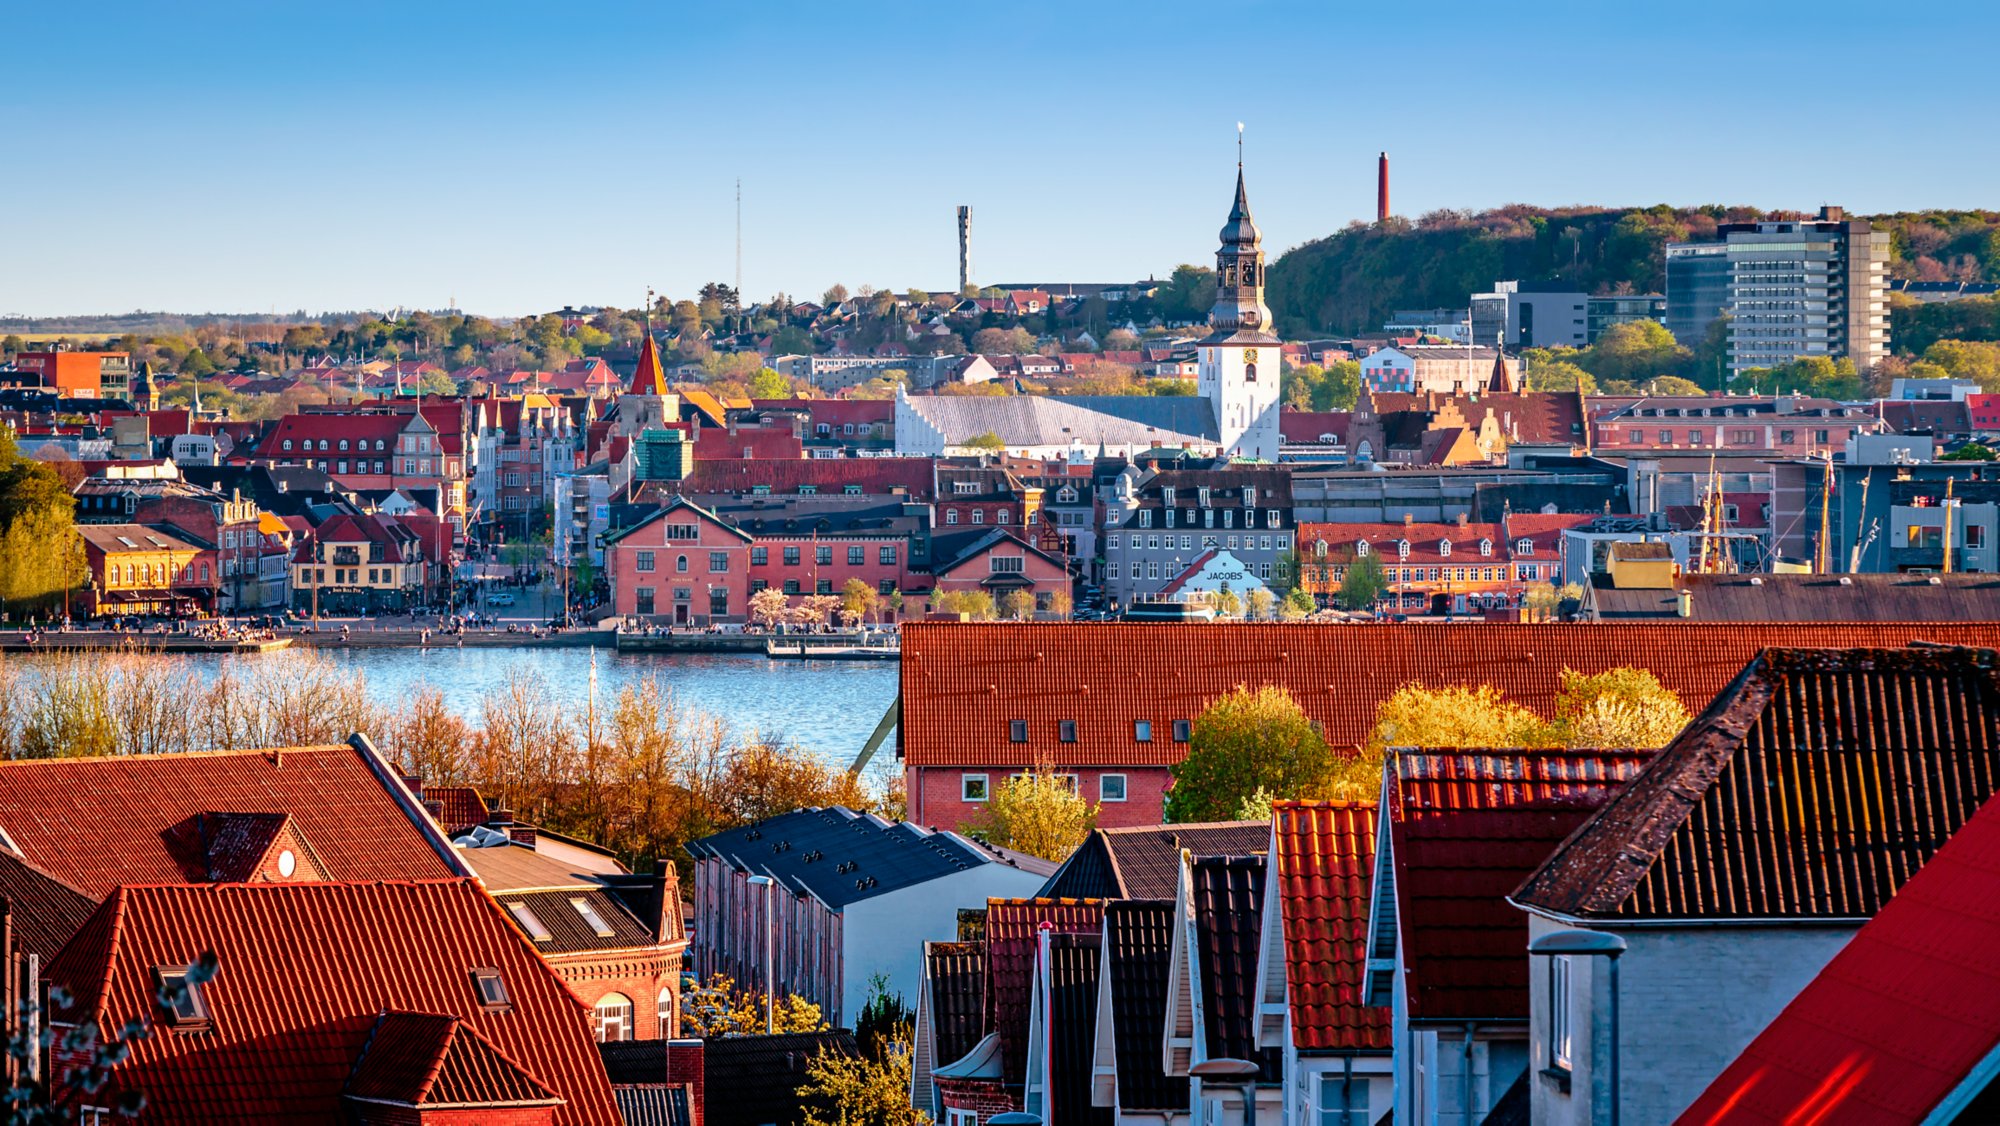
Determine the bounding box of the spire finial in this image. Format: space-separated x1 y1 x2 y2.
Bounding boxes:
1236 122 1244 171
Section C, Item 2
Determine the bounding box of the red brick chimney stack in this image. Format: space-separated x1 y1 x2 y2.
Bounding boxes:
1377 152 1390 222
666 1039 705 1126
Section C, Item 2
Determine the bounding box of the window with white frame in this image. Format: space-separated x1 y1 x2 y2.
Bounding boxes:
595 992 634 1042
658 987 674 1034
1548 955 1573 1070
1100 774 1127 802
962 774 989 802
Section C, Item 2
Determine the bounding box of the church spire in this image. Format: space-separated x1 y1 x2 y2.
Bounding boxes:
631 294 667 397
1207 134 1272 339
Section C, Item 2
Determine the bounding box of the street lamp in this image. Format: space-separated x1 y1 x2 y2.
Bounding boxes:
1528 930 1627 1126
1190 1057 1261 1126
746 875 776 1034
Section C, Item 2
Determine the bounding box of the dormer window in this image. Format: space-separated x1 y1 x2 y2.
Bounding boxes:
1314 539 1328 557
1398 539 1411 560
471 968 512 1011
1480 539 1493 557
1516 539 1534 555
1439 540 1451 557
1356 540 1369 557
282 439 293 451
155 965 212 1030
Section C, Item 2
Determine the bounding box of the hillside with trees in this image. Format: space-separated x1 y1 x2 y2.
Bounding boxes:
1267 205 2000 338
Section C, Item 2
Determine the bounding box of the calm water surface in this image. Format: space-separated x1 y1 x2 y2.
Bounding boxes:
174 647 898 767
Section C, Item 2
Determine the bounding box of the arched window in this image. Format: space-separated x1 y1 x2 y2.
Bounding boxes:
338 439 349 451
971 510 984 525
996 509 1010 524
658 987 675 1036
945 509 959 526
594 992 633 1042
110 564 122 585
1244 362 1258 383
1355 540 1369 557
1439 540 1451 558
1516 538 1533 555
677 555 689 573
282 439 293 451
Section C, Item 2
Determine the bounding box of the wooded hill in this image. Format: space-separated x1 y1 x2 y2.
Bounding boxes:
1266 205 2000 338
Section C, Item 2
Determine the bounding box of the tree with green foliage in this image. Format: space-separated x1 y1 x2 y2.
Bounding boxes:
1923 339 2000 391
1154 264 1218 324
1281 361 1361 410
968 768 1097 862
415 371 457 397
178 346 217 377
1523 357 1597 393
961 432 1006 451
1280 586 1316 620
1166 685 1338 822
1000 589 1036 621
931 590 996 620
1337 552 1387 611
1942 442 1998 461
748 368 792 399
1740 355 1864 399
0 429 88 619
798 1030 928 1126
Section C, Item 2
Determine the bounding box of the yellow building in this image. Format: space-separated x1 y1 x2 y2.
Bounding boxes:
81 523 215 617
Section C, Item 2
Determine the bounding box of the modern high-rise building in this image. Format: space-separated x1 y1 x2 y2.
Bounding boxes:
1666 206 1891 380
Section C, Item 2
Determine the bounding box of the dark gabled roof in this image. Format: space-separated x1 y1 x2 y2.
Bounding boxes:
702 1031 859 1126
492 888 657 954
1673 784 2000 1125
602 496 754 547
1588 572 2000 621
0 849 98 964
1045 934 1112 1126
986 898 1104 1082
1390 749 1652 1023
929 528 1065 577
1191 856 1282 1083
1038 821 1269 900
686 806 1051 911
1102 900 1187 1112
1515 646 2000 921
925 941 987 1069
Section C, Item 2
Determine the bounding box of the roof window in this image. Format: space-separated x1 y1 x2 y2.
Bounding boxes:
570 897 616 938
154 963 214 1030
1009 719 1028 743
505 901 552 942
471 968 512 1011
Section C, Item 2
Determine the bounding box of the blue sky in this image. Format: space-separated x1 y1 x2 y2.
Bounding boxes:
5 0 1996 318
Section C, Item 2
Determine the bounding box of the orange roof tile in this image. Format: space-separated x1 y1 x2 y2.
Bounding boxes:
897 623 2000 769
48 880 619 1125
1270 800 1391 1051
0 743 461 899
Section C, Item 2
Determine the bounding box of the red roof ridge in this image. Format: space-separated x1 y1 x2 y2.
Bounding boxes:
0 743 350 769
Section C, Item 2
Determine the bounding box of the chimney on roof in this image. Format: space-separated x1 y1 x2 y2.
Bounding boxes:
1377 152 1390 222
666 1040 705 1126
1677 588 1693 618
1403 513 1414 526
485 808 514 828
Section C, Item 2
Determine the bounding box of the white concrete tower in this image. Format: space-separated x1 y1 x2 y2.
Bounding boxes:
1199 156 1282 461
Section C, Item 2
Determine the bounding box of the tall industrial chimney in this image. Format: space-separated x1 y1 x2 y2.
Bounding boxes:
1377 152 1390 222
957 206 971 294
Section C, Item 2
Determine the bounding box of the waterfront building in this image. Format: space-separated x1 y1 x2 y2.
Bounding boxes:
601 497 751 625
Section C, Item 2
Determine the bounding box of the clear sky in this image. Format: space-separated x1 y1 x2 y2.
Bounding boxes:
6 0 1997 319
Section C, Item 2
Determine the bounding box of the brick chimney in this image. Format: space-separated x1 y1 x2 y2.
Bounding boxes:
666 1039 705 1126
485 808 514 828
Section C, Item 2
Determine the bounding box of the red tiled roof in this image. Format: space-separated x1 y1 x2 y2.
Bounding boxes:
1298 521 1507 565
0 744 460 899
984 897 1102 1081
1674 786 2000 1126
694 427 805 460
346 1010 561 1109
899 623 2000 769
1280 411 1351 443
673 457 935 498
1388 749 1651 1022
48 880 618 1125
1270 800 1390 1051
254 412 406 459
424 785 491 835
1516 646 2000 921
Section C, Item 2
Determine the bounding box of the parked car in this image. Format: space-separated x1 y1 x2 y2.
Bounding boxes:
487 592 516 606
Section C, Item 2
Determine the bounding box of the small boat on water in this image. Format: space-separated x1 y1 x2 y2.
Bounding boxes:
764 638 900 661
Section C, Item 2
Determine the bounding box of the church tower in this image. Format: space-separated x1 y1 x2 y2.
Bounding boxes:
1199 159 1282 461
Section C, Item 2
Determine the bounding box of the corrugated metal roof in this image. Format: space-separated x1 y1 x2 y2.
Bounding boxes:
1271 801 1391 1052
899 623 2000 768
1390 748 1651 1023
45 880 620 1125
1516 646 2000 921
1674 781 2000 1124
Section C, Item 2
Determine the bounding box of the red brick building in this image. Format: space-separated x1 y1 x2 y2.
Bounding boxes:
460 842 688 1043
603 498 752 623
896 621 2000 829
927 530 1072 615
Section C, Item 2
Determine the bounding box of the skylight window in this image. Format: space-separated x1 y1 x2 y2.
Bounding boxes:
570 897 616 938
505 901 552 942
154 966 212 1029
471 968 511 1011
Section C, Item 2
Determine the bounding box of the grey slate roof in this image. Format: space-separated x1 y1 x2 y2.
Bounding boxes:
685 806 1055 910
904 394 1218 447
1039 821 1269 900
1586 572 2000 622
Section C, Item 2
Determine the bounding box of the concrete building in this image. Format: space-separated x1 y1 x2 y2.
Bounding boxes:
1667 206 1891 378
1469 282 1588 349
12 350 132 399
1585 293 1666 341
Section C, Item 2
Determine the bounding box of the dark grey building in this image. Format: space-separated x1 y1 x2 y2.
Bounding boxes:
1665 241 1732 348
1101 463 1294 607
